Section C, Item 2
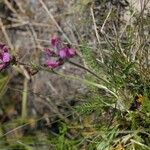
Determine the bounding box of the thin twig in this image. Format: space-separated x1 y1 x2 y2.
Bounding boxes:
38 0 71 44
21 78 29 120
90 6 104 63
0 18 14 51
100 7 112 34
90 6 101 45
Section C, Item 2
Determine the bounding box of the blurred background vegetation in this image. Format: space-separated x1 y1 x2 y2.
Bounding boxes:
0 0 150 149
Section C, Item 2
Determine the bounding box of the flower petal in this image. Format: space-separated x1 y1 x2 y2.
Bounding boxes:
59 47 76 59
59 48 67 58
51 36 61 48
3 52 11 62
46 60 61 69
67 48 76 58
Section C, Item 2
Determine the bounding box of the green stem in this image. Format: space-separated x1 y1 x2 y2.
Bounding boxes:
68 60 109 84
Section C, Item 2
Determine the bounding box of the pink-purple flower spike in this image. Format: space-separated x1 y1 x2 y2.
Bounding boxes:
44 36 77 69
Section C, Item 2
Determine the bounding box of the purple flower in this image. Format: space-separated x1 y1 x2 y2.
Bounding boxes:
67 48 76 58
51 36 61 48
2 52 10 62
46 60 61 69
59 47 76 59
44 48 56 56
0 43 11 71
59 48 68 59
44 37 77 69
